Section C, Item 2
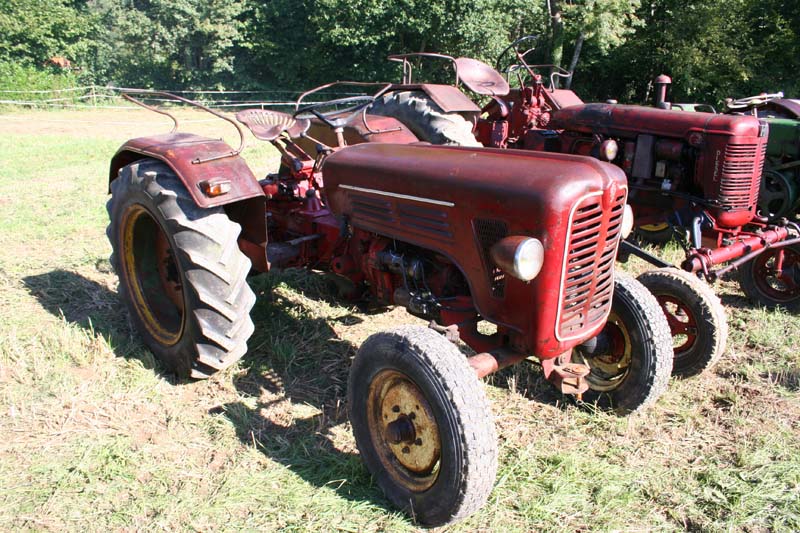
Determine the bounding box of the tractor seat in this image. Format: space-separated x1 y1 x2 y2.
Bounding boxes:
235 109 310 141
454 57 510 97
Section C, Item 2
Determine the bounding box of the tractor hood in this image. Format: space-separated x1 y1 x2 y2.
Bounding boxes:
323 143 628 358
550 103 763 139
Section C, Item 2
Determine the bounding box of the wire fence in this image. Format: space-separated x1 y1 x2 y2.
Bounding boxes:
0 85 368 111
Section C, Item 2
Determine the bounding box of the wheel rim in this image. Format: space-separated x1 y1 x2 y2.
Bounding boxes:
654 294 697 356
758 170 796 219
581 311 632 391
750 247 800 303
639 223 669 232
121 205 184 345
367 369 442 492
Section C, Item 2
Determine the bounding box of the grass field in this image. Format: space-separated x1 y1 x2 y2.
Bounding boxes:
1 108 799 532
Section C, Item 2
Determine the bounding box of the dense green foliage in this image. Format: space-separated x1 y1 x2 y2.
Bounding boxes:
0 0 798 104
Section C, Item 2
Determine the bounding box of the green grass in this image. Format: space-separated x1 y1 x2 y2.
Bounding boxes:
1 110 799 531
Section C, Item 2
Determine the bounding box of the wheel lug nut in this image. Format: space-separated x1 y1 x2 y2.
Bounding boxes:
402 446 410 454
415 438 422 445
392 405 400 413
409 412 416 420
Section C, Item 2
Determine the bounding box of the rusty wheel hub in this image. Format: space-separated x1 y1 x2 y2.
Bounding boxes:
581 312 632 392
367 370 441 492
656 295 697 354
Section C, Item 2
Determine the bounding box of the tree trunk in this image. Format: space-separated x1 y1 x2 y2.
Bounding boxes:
565 32 585 89
547 0 564 87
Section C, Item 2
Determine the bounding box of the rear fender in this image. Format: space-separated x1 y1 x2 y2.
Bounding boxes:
109 132 265 209
109 133 268 271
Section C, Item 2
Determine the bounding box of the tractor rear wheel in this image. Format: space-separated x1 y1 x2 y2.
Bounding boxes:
738 244 800 312
348 326 497 526
633 223 680 245
637 268 727 377
573 273 673 414
106 160 256 378
368 90 481 147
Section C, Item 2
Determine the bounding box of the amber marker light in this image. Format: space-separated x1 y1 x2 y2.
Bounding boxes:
200 179 232 197
490 236 545 282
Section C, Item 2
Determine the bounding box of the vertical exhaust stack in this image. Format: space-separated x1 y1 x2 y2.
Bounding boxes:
654 74 672 110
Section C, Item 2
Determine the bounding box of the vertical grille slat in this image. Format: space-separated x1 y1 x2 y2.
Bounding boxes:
558 192 626 339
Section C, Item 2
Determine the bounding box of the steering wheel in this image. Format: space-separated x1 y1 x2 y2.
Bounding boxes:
293 95 376 129
495 35 539 73
726 92 784 111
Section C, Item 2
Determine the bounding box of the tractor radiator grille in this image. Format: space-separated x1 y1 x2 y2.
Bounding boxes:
718 143 766 211
473 219 508 298
557 191 626 340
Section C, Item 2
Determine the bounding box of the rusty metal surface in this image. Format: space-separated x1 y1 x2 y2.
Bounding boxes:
294 114 418 154
122 90 247 163
367 369 441 491
453 57 509 96
109 133 264 209
323 142 627 358
765 99 800 119
550 103 763 139
236 109 310 141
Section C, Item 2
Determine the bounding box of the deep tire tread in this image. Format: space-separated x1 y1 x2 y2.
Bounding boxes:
348 326 497 526
368 90 481 147
106 159 256 378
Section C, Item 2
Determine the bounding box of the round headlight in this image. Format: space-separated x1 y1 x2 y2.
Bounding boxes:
490 236 545 282
599 139 619 161
621 204 635 239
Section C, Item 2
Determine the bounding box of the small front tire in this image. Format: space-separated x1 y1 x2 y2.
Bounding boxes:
348 326 497 526
738 244 800 312
637 268 728 377
573 273 673 414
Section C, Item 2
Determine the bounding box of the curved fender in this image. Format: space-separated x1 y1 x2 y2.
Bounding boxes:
109 132 264 208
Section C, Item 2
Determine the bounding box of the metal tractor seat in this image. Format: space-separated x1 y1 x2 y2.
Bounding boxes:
235 109 310 141
453 57 510 96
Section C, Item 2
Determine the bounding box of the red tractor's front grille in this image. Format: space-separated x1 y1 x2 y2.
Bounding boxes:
718 143 765 211
557 191 626 340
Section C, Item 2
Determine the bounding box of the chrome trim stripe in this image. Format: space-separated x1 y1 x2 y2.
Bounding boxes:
339 184 455 207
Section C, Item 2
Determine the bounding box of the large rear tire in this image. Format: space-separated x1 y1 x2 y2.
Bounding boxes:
573 273 673 414
348 326 497 526
368 90 481 147
637 268 728 377
106 160 256 378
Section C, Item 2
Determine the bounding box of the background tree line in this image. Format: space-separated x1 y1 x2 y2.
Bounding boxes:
1 0 798 105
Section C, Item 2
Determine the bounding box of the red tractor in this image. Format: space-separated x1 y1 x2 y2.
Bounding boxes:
105 87 671 525
364 47 731 380
474 38 800 319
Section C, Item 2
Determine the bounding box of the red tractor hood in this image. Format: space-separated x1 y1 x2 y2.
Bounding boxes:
550 103 763 139
323 143 628 358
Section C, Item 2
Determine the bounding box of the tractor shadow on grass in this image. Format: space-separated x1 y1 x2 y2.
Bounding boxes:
20 268 170 372
215 275 396 516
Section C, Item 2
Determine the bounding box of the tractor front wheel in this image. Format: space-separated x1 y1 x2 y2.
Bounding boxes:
348 326 497 526
573 273 673 414
637 268 728 377
738 244 800 312
106 160 256 378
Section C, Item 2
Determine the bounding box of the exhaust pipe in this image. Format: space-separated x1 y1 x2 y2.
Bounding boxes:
654 74 672 110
